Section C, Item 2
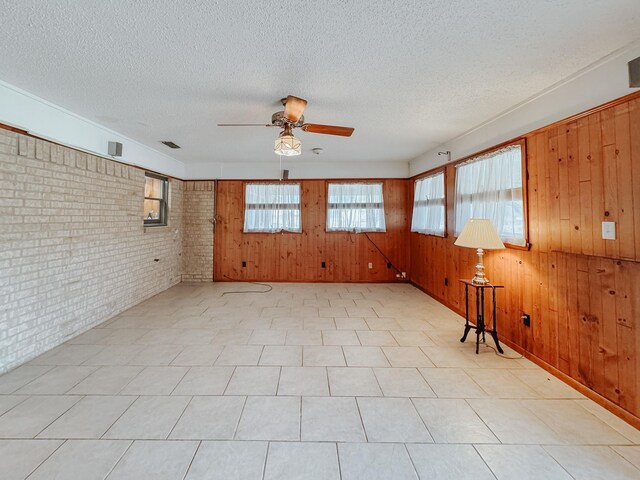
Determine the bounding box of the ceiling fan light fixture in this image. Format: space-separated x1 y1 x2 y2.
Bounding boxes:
274 134 302 156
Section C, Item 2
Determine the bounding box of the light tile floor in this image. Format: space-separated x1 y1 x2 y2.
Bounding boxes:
0 282 639 479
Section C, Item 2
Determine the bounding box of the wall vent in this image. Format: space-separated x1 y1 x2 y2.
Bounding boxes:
629 56 640 88
161 141 181 149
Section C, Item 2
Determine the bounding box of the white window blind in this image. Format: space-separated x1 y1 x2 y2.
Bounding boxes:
454 144 526 246
244 183 301 233
326 183 386 232
411 172 445 236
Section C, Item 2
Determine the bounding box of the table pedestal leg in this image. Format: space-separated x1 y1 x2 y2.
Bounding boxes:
460 283 471 343
460 325 472 343
490 331 504 354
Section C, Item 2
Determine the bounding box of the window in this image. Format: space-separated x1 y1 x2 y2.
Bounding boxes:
326 182 386 232
144 173 168 226
454 143 526 246
244 183 301 233
411 171 445 236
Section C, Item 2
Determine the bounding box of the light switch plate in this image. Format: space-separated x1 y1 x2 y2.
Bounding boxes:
602 221 616 240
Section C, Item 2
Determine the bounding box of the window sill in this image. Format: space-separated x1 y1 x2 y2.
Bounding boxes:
242 230 302 234
504 242 531 251
325 230 387 234
411 231 446 238
144 224 169 231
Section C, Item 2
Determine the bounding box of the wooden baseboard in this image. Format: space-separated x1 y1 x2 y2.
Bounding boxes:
409 280 640 430
214 278 410 284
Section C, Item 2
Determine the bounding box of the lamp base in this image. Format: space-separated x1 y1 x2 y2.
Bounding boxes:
471 275 490 285
471 248 489 285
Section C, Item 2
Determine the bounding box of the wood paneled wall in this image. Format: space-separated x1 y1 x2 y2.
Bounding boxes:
214 179 411 282
410 93 640 422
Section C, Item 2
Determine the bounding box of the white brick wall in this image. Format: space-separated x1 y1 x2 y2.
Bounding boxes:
182 181 215 282
0 129 188 373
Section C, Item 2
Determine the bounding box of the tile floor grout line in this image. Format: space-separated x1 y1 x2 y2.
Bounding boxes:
169 366 193 396
461 397 501 443
181 439 202 480
335 442 344 480
261 441 271 480
298 395 303 441
102 439 135 480
6 366 55 394
354 397 370 443
22 437 67 479
221 366 238 396
0 394 30 418
538 444 581 479
166 395 195 440
470 444 500 480
403 442 423 480
275 366 283 395
408 397 436 444
232 395 249 440
99 395 140 440
31 394 84 439
603 445 640 473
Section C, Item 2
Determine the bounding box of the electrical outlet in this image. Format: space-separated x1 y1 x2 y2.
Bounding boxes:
602 221 616 240
368 262 373 269
242 261 246 268
522 313 531 327
321 261 326 269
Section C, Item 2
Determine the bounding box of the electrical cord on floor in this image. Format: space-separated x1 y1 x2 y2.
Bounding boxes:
480 342 524 359
221 274 273 295
363 232 404 276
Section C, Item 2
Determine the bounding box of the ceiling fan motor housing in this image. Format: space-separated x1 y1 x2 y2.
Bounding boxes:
272 111 304 128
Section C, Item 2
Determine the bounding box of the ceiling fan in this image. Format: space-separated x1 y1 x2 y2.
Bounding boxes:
218 95 354 156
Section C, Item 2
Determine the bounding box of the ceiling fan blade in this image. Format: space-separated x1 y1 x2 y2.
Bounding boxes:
283 95 308 122
217 123 277 127
301 124 354 137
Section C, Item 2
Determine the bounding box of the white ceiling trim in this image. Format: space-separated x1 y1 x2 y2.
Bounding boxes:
410 38 640 176
0 79 186 178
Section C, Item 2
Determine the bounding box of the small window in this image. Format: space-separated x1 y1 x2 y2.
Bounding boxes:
326 182 386 232
244 183 301 233
411 171 445 236
144 173 168 226
454 143 526 246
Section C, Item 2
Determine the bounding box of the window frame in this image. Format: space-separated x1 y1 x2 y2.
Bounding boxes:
325 181 387 233
144 172 168 227
453 139 529 248
411 169 446 237
242 181 302 234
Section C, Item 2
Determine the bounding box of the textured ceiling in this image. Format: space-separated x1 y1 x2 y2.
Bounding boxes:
1 0 640 165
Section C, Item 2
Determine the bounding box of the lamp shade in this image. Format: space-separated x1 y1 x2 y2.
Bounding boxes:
454 218 505 250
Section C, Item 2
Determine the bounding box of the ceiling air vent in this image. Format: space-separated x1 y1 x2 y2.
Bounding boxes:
161 141 181 149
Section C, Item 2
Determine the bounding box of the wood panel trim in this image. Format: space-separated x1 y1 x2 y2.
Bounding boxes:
218 278 410 284
0 122 28 135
